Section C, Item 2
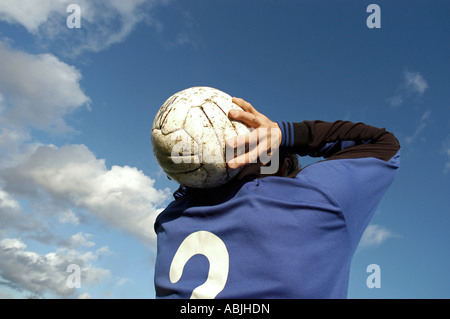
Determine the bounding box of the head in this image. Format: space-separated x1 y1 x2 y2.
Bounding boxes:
235 149 300 179
173 150 300 191
264 149 300 177
276 149 300 177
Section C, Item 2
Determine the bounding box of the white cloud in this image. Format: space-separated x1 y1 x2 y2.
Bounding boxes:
387 70 428 107
58 210 80 225
2 144 170 245
0 41 90 133
0 2 177 298
0 189 20 213
386 95 404 107
0 0 199 56
0 237 110 297
116 277 132 287
404 110 431 145
78 292 91 299
0 0 64 33
0 238 26 250
404 71 428 95
0 0 165 55
359 224 399 249
0 41 170 297
67 232 95 248
0 127 38 169
0 188 49 239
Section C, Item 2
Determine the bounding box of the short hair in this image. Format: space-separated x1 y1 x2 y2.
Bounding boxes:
278 149 300 176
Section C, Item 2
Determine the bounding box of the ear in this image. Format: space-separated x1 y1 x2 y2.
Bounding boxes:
281 157 292 177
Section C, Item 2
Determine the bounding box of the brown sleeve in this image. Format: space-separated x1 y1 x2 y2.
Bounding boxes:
287 120 400 162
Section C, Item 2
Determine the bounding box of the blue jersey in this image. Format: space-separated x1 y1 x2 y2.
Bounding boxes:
154 120 400 298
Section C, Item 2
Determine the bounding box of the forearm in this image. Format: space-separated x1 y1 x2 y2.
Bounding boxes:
277 120 400 162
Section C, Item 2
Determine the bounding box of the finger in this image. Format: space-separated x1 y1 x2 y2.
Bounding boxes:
225 129 258 149
228 146 259 169
227 109 261 128
225 133 244 149
232 97 258 115
227 108 240 120
228 134 275 168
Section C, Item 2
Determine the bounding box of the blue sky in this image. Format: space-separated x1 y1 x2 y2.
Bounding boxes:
0 0 449 299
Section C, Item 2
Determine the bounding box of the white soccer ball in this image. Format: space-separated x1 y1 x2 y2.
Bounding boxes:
151 87 251 188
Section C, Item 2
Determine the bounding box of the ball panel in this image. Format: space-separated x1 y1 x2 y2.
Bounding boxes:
201 100 229 149
152 94 180 130
151 128 201 173
167 167 208 188
151 87 251 188
183 105 225 166
160 99 193 135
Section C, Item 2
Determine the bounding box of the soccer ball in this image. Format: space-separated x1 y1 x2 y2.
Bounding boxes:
151 87 251 188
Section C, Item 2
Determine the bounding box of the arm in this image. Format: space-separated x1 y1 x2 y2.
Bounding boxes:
277 120 400 162
226 97 400 169
227 97 401 247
